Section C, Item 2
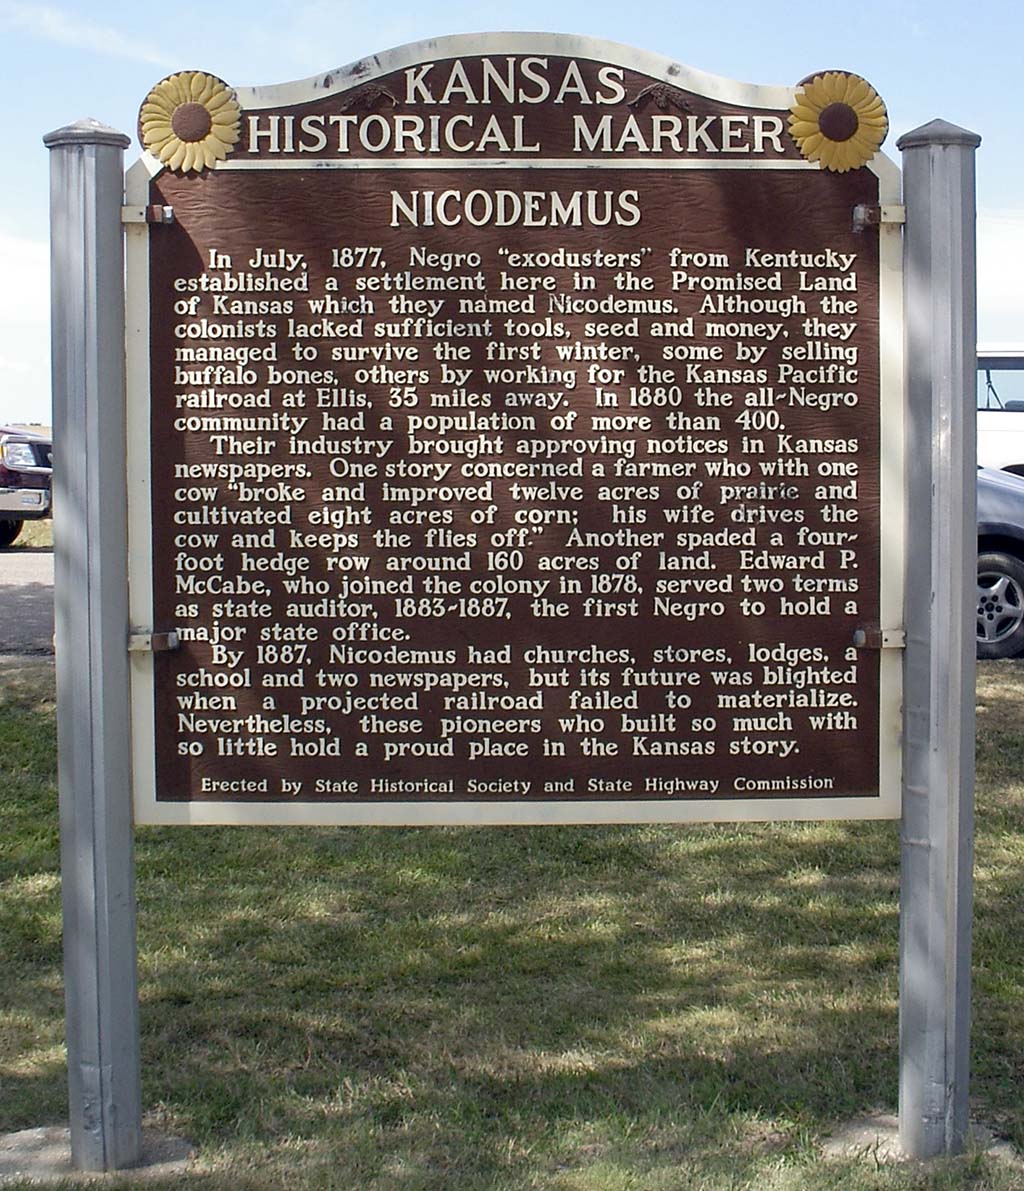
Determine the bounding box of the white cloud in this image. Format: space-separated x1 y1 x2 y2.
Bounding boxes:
0 233 51 424
0 1 174 67
0 234 47 315
977 210 1024 348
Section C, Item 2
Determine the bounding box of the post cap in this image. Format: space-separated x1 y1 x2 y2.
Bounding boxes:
44 119 131 150
897 119 981 151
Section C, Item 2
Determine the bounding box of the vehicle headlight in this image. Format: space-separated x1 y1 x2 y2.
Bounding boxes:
2 440 38 469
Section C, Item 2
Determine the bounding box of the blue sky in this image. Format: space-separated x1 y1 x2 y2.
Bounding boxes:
2 0 1020 423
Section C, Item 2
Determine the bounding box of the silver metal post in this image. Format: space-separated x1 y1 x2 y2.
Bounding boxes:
897 119 981 1159
44 119 142 1172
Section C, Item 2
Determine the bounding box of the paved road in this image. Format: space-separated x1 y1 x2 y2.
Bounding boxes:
0 549 54 654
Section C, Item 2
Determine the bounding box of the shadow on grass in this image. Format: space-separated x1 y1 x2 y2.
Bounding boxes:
0 676 65 1133
115 821 904 1186
5 812 907 1184
0 580 53 655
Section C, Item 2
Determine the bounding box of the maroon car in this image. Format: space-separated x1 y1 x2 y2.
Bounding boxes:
0 425 52 546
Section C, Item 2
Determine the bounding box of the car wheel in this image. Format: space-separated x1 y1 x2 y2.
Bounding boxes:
978 551 1024 659
0 519 22 547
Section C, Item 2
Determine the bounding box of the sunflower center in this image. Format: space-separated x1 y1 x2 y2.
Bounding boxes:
818 102 860 143
171 102 213 143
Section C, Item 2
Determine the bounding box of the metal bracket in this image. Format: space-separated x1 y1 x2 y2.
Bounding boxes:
128 630 180 653
853 203 906 233
853 626 906 650
121 205 175 225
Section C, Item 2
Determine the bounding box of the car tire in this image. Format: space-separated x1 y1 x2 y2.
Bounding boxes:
0 519 22 548
978 550 1024 659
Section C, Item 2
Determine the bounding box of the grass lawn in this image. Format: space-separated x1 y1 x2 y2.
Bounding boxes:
1 657 1022 1189
7 519 52 549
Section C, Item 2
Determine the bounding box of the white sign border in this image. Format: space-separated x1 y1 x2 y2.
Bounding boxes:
126 32 903 826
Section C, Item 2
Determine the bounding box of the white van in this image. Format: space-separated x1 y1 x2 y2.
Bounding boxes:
977 348 1024 473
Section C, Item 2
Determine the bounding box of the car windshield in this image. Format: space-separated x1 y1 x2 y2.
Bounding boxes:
978 356 1024 410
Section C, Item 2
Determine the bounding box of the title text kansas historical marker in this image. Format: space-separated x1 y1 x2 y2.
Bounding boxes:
125 38 903 823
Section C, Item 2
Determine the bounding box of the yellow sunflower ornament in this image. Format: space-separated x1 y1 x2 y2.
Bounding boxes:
788 72 888 172
140 71 240 172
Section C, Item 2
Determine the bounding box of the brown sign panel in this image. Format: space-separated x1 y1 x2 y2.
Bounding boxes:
126 36 903 824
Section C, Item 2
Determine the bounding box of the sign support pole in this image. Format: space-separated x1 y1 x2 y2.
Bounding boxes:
44 120 142 1172
897 120 981 1159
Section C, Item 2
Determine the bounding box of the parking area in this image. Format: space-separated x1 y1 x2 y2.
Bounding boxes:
0 549 54 655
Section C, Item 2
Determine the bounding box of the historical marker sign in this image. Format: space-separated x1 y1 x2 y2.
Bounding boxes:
125 35 904 824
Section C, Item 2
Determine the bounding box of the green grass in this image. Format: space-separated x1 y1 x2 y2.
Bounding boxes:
7 519 53 549
1 656 1023 1189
